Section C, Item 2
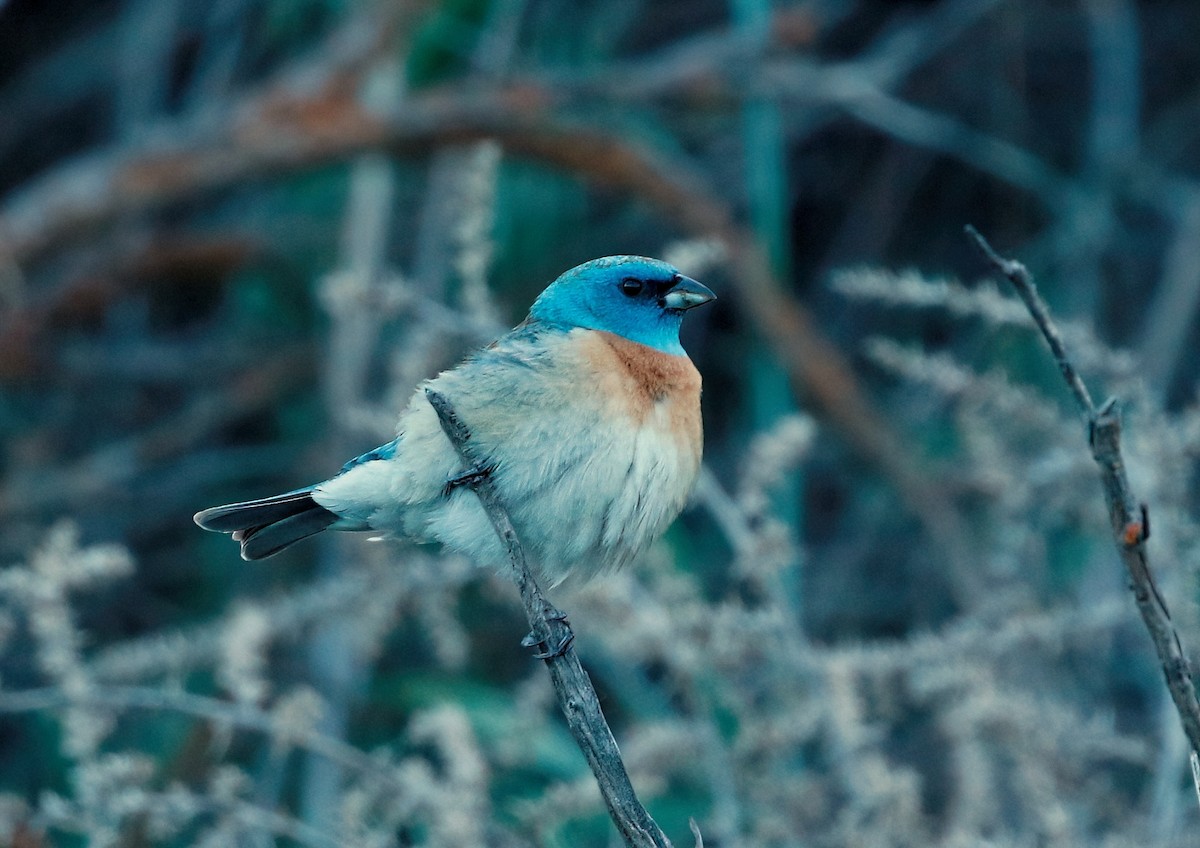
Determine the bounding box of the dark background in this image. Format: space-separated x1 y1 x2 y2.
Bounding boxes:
2 1 1199 845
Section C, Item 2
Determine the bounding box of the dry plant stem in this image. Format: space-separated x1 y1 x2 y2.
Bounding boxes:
965 226 1095 413
966 224 1200 759
424 388 674 848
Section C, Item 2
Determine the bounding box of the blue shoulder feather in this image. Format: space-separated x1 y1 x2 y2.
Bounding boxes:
339 436 401 475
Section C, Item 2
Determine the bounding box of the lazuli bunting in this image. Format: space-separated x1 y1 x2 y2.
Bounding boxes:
195 256 715 584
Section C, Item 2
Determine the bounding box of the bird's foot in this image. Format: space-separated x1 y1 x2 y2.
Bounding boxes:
522 608 574 659
443 464 497 496
522 629 576 660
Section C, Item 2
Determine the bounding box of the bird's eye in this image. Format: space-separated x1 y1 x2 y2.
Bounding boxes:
620 278 644 297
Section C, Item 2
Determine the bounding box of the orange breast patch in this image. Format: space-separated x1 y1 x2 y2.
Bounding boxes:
578 331 703 458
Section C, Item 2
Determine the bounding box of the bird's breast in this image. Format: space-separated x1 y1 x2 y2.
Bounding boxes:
528 329 705 577
377 327 706 584
583 330 703 462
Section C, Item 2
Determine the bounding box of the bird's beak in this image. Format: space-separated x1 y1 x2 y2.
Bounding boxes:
662 276 716 310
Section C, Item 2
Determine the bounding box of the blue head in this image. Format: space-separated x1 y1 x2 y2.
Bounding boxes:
528 256 715 355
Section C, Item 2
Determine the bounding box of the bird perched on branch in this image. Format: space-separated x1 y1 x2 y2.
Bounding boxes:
195 256 715 584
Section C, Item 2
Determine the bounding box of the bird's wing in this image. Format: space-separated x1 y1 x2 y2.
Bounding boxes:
308 324 584 529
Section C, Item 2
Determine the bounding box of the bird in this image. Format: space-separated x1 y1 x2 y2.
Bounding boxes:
194 255 715 585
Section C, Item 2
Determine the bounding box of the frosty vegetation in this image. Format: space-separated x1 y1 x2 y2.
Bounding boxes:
4 2 1200 846
2 251 1200 846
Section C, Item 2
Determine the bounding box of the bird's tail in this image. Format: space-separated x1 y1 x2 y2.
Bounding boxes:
194 489 339 560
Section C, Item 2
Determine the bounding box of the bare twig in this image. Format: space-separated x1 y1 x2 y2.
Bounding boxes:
966 224 1200 758
424 389 676 848
964 227 1095 414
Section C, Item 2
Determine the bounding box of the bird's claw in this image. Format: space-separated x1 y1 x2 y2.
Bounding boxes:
443 464 496 495
522 616 575 660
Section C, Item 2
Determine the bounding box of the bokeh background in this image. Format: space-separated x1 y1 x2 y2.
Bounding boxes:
3 0 1200 845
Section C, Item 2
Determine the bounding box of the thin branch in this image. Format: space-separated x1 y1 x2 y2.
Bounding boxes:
964 226 1096 414
424 389 676 848
966 224 1200 759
